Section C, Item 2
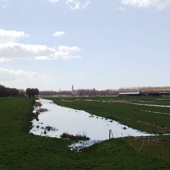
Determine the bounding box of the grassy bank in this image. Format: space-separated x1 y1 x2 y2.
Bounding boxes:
50 96 170 134
0 97 170 169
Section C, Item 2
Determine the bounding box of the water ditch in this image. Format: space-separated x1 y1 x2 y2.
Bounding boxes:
30 98 152 151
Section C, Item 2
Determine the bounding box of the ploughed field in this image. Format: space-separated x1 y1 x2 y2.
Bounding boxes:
0 96 170 169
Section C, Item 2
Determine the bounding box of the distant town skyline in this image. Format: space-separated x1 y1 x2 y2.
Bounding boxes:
0 0 170 91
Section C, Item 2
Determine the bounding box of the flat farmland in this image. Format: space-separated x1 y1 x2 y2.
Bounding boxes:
0 97 170 169
51 96 170 134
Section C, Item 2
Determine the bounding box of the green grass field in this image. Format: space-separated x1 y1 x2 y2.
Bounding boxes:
0 97 170 169
50 96 170 134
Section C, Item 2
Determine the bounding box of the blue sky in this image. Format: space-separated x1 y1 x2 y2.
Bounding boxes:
0 0 170 91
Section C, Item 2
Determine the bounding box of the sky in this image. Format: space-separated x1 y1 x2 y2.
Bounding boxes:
0 0 170 91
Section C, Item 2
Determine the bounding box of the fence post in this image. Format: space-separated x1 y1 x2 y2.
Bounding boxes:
109 129 114 139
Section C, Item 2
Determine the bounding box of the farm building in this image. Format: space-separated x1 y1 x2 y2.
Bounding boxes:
119 92 170 97
119 92 140 97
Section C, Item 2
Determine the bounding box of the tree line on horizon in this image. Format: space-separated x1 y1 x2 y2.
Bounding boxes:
0 84 39 98
40 86 170 97
40 89 117 96
0 84 22 97
26 88 39 98
1 83 170 97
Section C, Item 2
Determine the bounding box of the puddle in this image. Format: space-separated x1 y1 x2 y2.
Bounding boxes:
30 98 152 151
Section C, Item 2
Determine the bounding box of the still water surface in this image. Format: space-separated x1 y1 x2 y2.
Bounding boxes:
30 98 152 150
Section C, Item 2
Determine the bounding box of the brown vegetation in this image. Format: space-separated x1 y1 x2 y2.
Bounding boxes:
60 132 90 141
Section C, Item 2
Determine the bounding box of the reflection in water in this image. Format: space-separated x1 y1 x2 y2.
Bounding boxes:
30 98 152 151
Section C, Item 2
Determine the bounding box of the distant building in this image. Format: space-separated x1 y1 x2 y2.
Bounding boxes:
119 92 170 97
119 92 140 97
71 85 77 96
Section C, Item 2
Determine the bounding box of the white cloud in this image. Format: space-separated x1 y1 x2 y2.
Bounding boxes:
47 0 60 3
0 42 81 61
121 0 170 9
53 31 65 37
47 0 90 10
0 0 9 9
0 29 81 61
66 0 90 10
0 68 46 82
55 46 80 59
117 6 127 11
0 29 29 43
0 43 55 61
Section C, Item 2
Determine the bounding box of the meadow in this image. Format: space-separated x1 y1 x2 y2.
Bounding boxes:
0 96 170 169
51 96 170 134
